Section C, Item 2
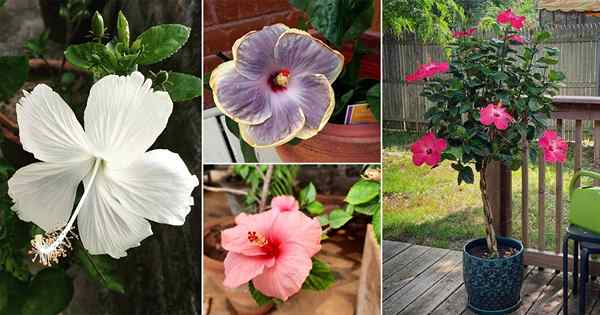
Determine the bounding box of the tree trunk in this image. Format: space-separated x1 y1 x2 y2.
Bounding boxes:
480 160 499 256
65 1 202 314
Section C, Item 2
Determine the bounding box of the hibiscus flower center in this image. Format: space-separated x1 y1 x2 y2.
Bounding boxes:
248 231 280 257
269 69 290 92
426 148 433 155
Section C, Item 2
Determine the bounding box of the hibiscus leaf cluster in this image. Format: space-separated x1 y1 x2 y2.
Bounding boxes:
64 11 202 102
413 10 565 184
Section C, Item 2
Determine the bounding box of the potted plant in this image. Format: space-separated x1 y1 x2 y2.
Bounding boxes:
207 0 381 163
406 8 567 314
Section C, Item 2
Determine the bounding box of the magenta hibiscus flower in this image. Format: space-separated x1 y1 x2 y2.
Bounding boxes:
479 103 513 130
453 28 477 39
405 62 449 82
508 34 525 44
411 132 447 167
221 196 321 301
497 9 526 30
210 24 344 147
539 131 568 163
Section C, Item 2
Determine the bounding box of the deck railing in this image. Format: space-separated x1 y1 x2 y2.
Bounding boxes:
494 96 600 273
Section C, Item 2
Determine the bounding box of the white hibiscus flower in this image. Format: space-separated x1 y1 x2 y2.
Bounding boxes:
8 71 198 264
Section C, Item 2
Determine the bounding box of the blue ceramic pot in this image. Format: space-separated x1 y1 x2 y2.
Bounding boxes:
463 237 524 314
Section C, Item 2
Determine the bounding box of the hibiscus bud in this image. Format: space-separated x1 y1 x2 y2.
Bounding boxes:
117 11 130 47
91 11 104 38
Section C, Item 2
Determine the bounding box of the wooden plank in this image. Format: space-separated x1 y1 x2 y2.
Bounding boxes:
430 284 467 315
514 267 555 315
401 258 463 314
383 241 410 262
539 154 546 251
383 251 462 315
575 120 583 187
526 271 563 315
594 121 600 185
383 247 449 300
383 244 429 281
524 249 600 275
556 119 564 254
522 139 530 247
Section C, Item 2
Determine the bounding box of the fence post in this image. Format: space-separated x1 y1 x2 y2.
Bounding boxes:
487 161 513 237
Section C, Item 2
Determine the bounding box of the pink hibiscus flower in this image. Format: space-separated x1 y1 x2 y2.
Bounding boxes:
411 132 447 167
453 28 477 39
479 103 513 130
539 130 568 163
221 196 321 301
497 8 526 30
508 34 525 44
405 62 449 82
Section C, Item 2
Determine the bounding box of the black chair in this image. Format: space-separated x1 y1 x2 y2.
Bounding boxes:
563 225 600 314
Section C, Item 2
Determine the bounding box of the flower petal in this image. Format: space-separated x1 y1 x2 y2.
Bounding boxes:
222 210 278 256
269 210 321 256
84 72 172 167
16 84 92 163
274 29 344 83
77 172 153 258
289 74 335 140
223 252 275 289
8 160 93 232
209 61 273 125
101 149 198 226
239 98 305 148
232 24 288 80
252 243 312 301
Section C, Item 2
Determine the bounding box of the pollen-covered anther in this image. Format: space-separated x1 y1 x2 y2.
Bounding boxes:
273 70 290 87
247 231 268 247
29 228 76 267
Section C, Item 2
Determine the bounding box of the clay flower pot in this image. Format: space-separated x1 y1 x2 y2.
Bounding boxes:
203 217 274 315
276 122 381 163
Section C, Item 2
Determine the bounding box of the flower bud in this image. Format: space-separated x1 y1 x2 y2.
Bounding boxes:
117 11 130 47
91 11 104 38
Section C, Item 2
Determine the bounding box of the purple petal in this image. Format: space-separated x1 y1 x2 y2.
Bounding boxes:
210 61 272 125
274 29 344 83
239 96 305 147
288 74 334 139
233 24 288 80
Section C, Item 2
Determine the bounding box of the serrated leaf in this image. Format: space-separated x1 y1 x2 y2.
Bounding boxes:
345 180 380 205
299 183 317 206
22 268 73 315
164 72 202 102
302 258 335 290
328 208 353 229
75 246 125 294
136 24 190 65
0 56 28 102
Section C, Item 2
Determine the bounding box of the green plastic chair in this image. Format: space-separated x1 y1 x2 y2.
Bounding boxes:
569 170 600 234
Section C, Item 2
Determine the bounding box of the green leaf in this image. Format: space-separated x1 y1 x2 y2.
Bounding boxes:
0 271 27 314
302 258 335 290
164 72 202 102
288 0 310 10
136 24 190 65
0 56 28 102
299 183 317 206
534 31 551 44
548 69 565 82
319 214 329 226
372 204 381 244
354 202 379 216
249 282 277 306
367 83 380 122
64 42 114 72
241 139 258 163
225 116 240 138
458 166 474 185
22 268 73 315
306 201 325 215
343 1 374 42
328 208 353 229
75 246 125 294
345 180 380 205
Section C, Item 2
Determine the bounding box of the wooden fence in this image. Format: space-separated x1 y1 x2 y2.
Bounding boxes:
383 24 600 140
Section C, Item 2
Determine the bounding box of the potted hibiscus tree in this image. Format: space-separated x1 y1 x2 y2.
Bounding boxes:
208 0 381 163
407 9 567 313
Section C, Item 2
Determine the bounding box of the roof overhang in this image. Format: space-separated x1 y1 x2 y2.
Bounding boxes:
539 0 600 12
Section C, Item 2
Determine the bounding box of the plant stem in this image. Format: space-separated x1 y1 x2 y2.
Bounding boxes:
258 165 274 212
480 159 499 256
202 185 247 196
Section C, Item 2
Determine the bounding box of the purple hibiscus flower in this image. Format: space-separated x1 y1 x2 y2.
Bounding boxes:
209 24 344 147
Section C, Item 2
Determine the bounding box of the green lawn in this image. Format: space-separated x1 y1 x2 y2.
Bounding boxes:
383 129 596 251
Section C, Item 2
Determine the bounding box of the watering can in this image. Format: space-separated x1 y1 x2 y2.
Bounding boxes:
569 170 600 234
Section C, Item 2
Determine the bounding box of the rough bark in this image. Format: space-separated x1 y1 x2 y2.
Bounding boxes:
480 159 499 256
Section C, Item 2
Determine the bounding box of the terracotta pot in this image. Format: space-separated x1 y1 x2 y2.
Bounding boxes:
276 123 381 163
203 217 274 315
356 224 381 315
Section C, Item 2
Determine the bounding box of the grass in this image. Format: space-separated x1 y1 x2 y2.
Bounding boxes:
383 129 597 251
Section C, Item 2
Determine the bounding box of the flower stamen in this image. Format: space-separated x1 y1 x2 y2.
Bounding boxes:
247 231 268 247
28 158 101 265
269 69 290 92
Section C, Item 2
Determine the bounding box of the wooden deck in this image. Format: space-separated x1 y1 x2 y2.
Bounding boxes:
383 241 600 315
